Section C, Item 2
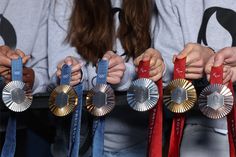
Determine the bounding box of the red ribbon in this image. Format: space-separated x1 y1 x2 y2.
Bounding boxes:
138 61 163 157
227 82 236 157
210 65 236 157
210 66 223 84
168 58 186 157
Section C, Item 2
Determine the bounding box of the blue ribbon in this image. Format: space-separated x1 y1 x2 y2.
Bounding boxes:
92 60 109 157
1 57 22 157
59 64 83 157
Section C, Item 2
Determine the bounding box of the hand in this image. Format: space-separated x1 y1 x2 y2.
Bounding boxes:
0 47 30 74
57 56 83 86
0 46 30 68
174 43 214 79
0 46 15 68
2 67 35 90
134 48 164 81
102 51 125 84
0 46 32 86
205 47 236 84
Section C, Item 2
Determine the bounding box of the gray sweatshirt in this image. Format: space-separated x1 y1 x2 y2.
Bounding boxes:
0 0 50 131
154 0 236 131
0 0 50 93
48 0 157 152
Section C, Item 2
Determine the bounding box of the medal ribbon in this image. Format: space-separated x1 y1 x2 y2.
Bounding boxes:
211 65 236 157
92 60 109 157
136 60 163 157
1 57 22 157
58 64 83 157
168 58 186 157
227 81 236 157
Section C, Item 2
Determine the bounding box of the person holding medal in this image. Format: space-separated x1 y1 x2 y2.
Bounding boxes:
48 0 165 156
0 0 51 156
154 0 236 156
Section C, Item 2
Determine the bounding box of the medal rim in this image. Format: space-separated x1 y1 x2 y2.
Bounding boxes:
2 80 33 112
127 78 159 112
49 84 78 117
163 78 197 113
85 84 115 117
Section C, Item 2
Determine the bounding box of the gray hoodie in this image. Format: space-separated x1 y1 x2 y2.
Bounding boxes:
154 0 236 131
48 0 157 152
0 0 50 93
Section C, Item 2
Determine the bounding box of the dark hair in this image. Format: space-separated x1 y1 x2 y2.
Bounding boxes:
118 0 152 58
67 0 152 64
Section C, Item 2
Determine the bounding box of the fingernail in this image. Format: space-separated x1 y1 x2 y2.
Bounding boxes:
102 57 108 60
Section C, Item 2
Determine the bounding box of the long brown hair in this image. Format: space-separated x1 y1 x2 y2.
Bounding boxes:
67 0 152 64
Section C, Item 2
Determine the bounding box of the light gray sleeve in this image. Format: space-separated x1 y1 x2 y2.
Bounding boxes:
30 0 50 94
154 0 184 86
48 0 88 89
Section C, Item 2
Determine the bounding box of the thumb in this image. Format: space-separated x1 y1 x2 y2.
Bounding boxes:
142 52 151 61
213 53 224 67
64 56 73 65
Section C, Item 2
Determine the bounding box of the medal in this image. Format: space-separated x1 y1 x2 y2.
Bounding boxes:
2 58 32 112
164 79 196 113
49 84 78 117
166 58 195 157
85 60 115 117
127 61 158 111
199 84 233 119
2 81 32 112
49 64 78 117
85 84 115 117
199 65 233 119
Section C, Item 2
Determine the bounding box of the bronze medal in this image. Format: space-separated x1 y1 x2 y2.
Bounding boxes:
127 78 158 111
164 79 197 113
49 85 78 117
198 84 233 119
85 84 115 117
2 80 32 112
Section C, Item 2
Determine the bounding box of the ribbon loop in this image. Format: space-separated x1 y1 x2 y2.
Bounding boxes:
60 64 72 85
210 65 223 84
138 60 150 78
173 58 186 79
96 60 108 84
11 57 23 81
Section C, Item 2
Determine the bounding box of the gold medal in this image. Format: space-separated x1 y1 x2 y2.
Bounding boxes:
127 78 158 111
198 84 233 119
49 85 78 117
85 84 115 117
164 79 197 113
2 80 32 112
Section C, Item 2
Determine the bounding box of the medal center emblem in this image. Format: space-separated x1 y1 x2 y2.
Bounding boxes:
55 92 69 108
133 86 149 103
171 87 187 104
207 91 224 110
93 91 107 108
11 88 25 104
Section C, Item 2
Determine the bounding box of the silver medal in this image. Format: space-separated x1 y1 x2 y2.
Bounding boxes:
127 78 158 111
2 80 32 112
